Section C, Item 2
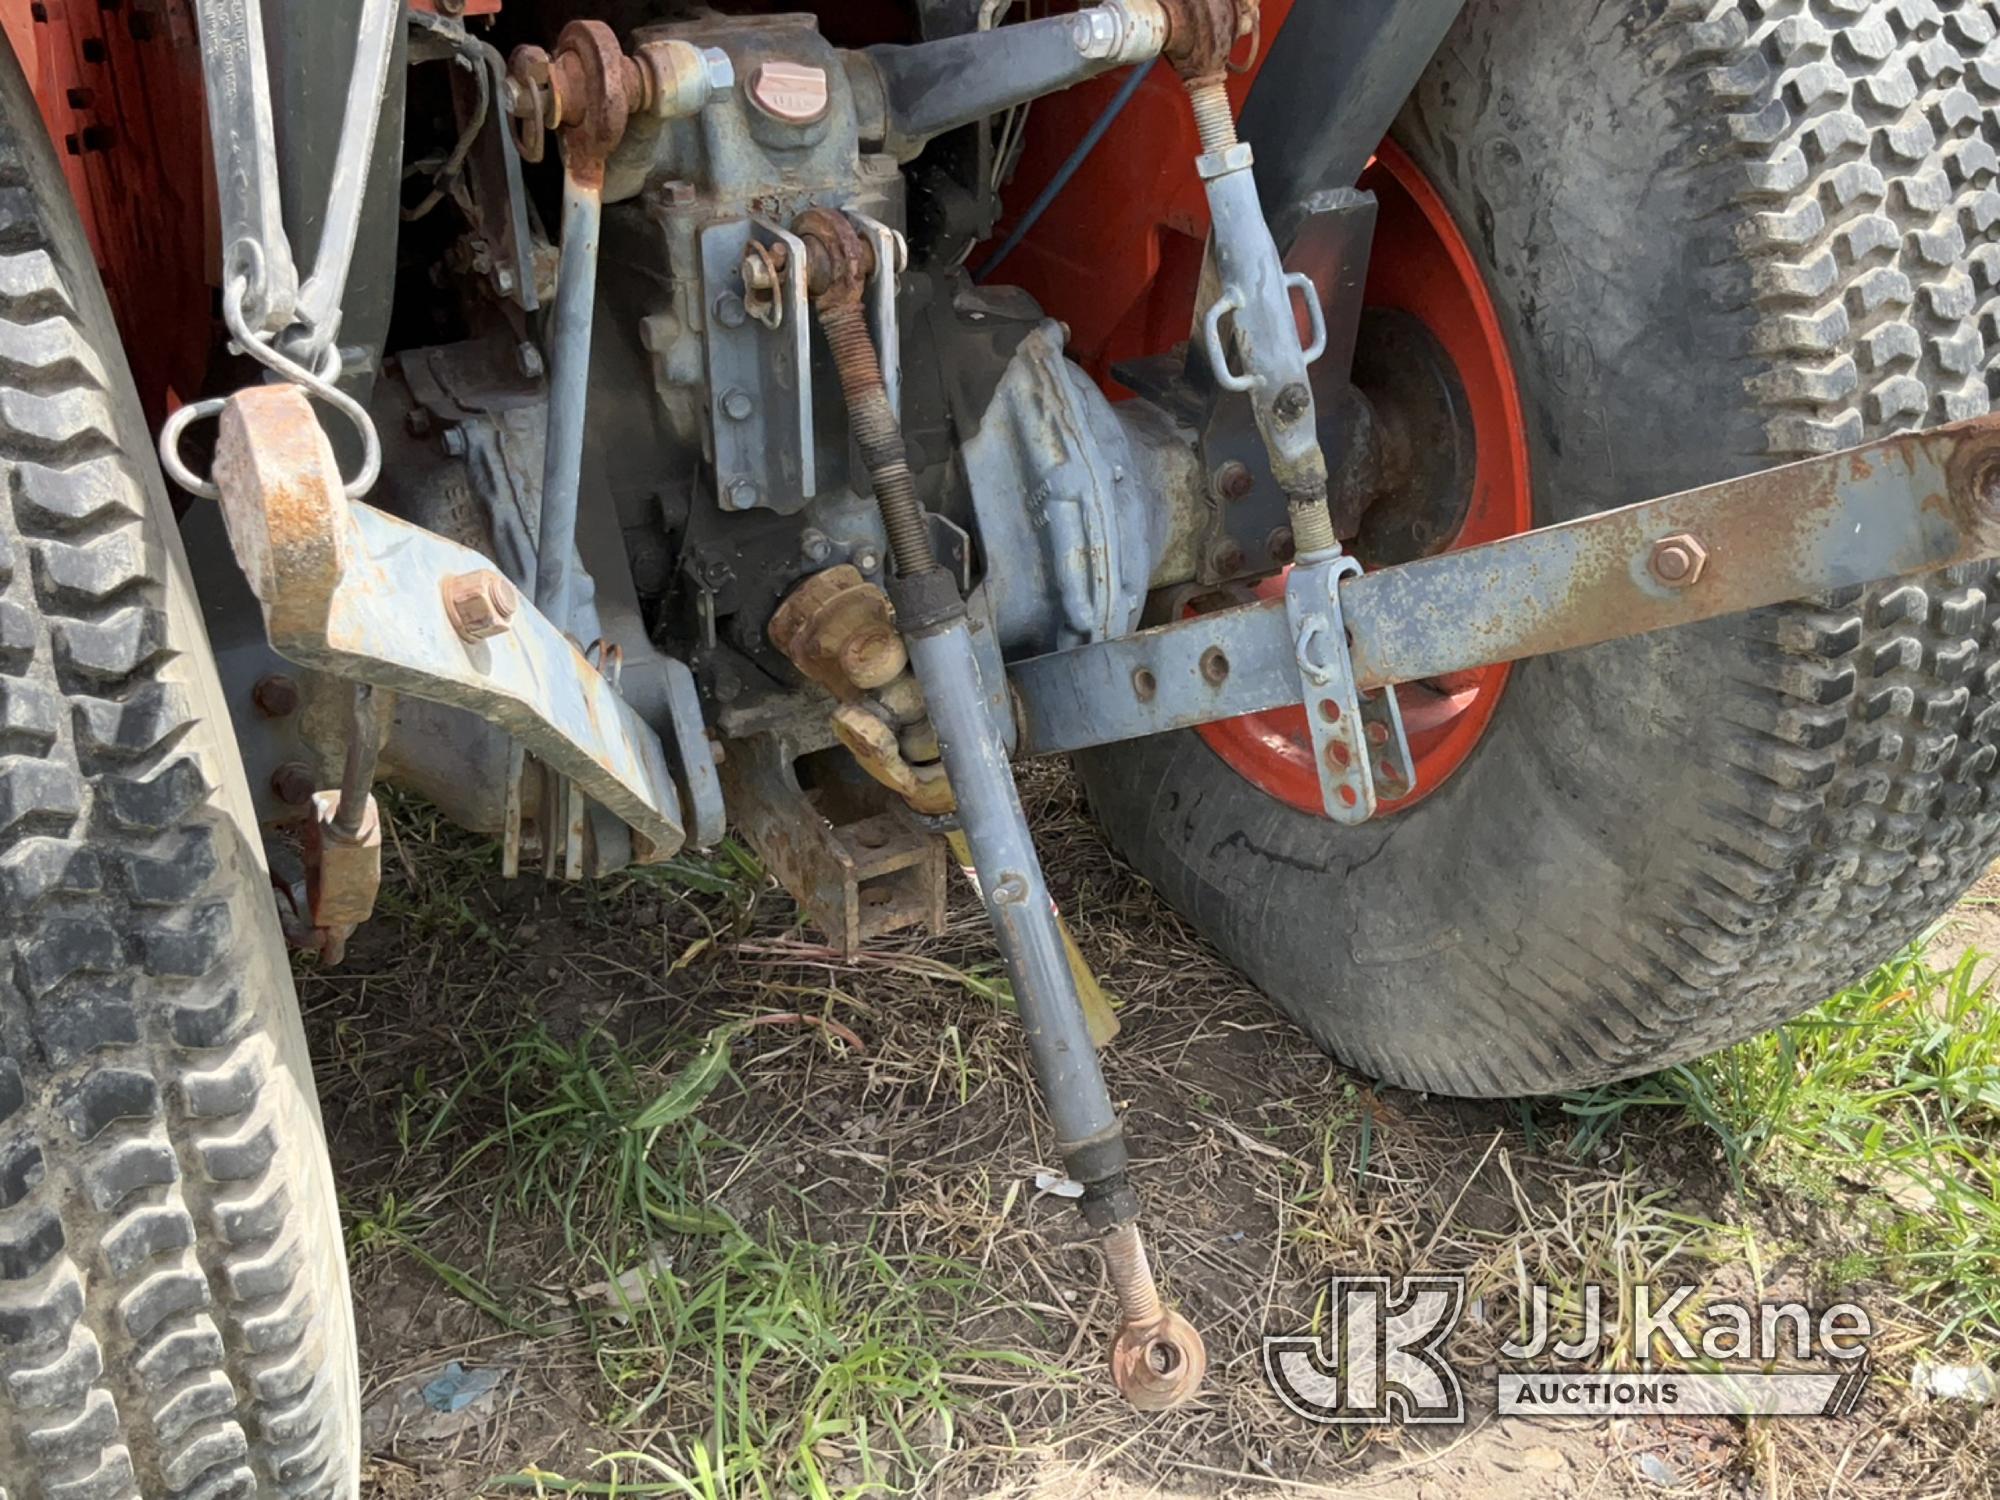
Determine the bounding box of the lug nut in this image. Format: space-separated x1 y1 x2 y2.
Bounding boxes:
1648 532 1708 587
252 673 299 718
442 569 520 641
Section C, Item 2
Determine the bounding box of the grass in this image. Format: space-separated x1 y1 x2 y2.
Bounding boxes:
317 772 2000 1499
347 998 1017 1498
1560 941 2000 1350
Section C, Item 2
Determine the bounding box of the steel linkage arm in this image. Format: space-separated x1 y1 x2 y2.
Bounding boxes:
1010 415 2000 771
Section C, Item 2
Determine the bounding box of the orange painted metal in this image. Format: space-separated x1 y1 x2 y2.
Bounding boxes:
0 0 209 427
981 0 1297 389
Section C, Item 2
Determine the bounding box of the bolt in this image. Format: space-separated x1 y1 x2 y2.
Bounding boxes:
1214 460 1254 502
1273 382 1311 424
652 178 697 209
405 407 434 439
493 265 517 296
1208 539 1246 577
270 761 315 807
854 545 882 574
441 569 519 641
799 528 833 564
1648 532 1708 587
251 674 299 718
515 340 545 381
741 255 775 292
441 426 468 458
1266 525 1297 563
721 388 754 421
715 292 748 329
993 871 1030 904
726 478 760 510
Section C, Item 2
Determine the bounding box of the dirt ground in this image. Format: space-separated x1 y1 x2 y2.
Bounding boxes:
301 767 1999 1499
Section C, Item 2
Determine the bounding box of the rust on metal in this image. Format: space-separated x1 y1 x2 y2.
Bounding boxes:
1647 532 1707 587
304 788 382 965
442 569 521 641
210 384 688 860
719 731 947 956
1343 413 2000 692
212 384 350 645
252 673 300 718
1102 1223 1208 1409
792 205 874 305
1158 0 1245 80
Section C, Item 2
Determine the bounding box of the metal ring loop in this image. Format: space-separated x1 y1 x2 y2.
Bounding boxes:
1201 293 1256 393
220 275 383 499
157 397 229 500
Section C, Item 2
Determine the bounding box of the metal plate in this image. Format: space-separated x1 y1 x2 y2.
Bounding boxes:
1012 415 2000 759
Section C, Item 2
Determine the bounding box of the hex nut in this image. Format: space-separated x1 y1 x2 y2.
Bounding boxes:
1648 532 1708 587
442 569 520 641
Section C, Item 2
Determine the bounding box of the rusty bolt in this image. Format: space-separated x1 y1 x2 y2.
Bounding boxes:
1207 539 1246 576
1213 460 1254 502
1648 533 1708 587
441 569 520 641
271 761 315 807
252 674 300 718
1266 525 1297 564
1273 382 1311 423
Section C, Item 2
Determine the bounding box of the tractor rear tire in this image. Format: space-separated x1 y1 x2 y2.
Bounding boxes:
1080 0 2000 1095
0 36 360 1499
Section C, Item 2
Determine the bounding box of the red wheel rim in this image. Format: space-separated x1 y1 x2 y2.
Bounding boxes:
1197 140 1533 816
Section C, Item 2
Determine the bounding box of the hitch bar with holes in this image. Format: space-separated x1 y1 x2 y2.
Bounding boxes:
1011 415 2000 807
212 385 688 860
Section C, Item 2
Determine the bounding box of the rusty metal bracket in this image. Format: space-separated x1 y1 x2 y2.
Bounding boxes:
1283 552 1413 821
212 384 687 860
720 731 947 955
1011 414 2000 766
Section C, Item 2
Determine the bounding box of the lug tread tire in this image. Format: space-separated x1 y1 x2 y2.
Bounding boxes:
0 39 358 1500
1080 0 2000 1096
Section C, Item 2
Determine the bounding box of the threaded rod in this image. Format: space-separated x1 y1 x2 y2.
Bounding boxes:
817 299 938 578
1185 77 1238 155
1104 1222 1163 1327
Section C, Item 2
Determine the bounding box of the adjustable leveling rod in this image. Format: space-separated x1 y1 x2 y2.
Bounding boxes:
791 208 1207 1408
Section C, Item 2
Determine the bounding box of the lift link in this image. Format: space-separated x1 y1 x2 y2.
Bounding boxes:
1164 0 1416 817
794 210 1207 1408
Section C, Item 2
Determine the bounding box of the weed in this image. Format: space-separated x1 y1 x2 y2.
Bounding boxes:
1561 943 2000 1347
